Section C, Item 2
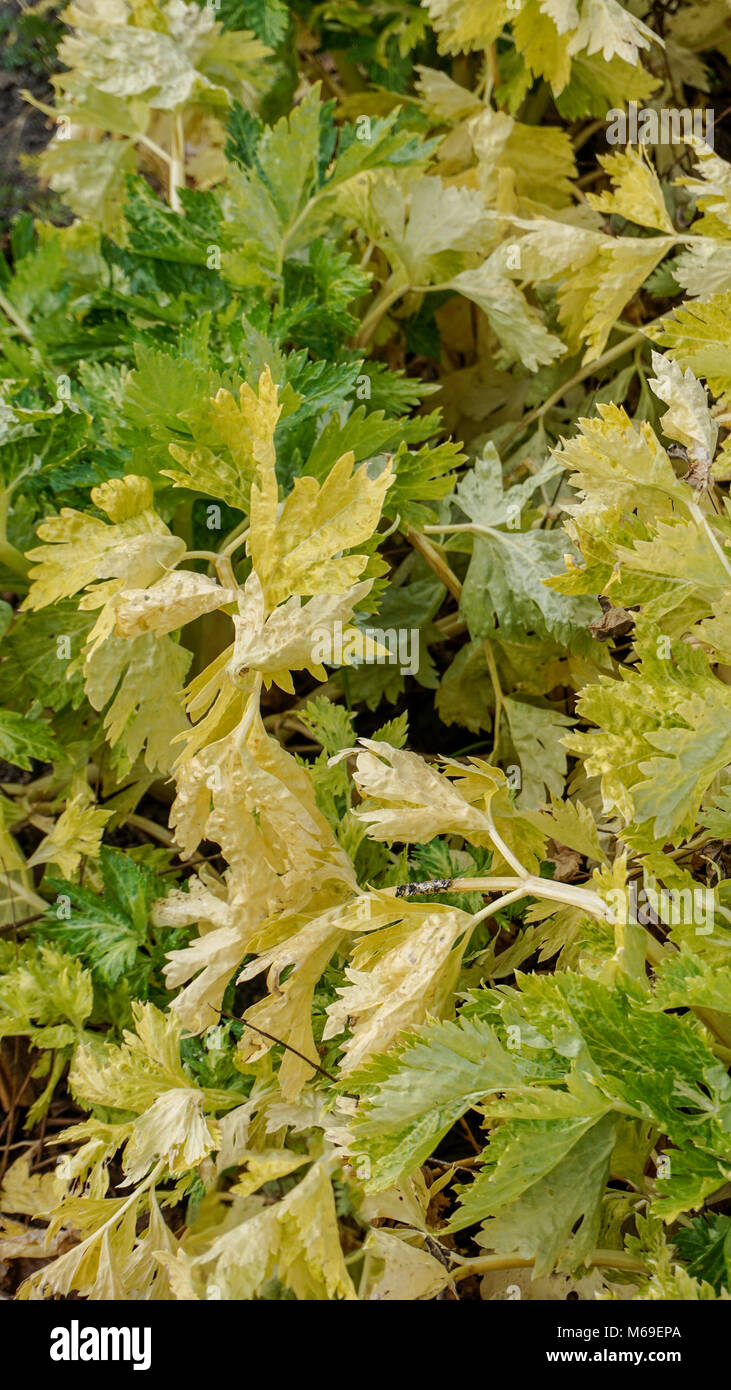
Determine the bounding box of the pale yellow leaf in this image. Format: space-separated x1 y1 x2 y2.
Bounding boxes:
114 569 238 639
27 777 112 877
250 450 394 607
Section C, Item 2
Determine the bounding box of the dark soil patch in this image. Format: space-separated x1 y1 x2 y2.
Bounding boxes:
0 1 67 245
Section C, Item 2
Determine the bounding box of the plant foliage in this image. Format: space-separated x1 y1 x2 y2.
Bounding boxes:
1 0 731 1303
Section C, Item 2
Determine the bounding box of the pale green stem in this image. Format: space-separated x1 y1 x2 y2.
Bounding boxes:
219 522 250 559
169 113 185 213
182 549 239 588
483 641 503 759
468 884 527 929
359 238 375 271
403 524 462 600
385 875 613 923
451 1248 647 1278
689 501 731 583
126 814 176 847
356 277 408 348
135 131 174 168
484 814 531 881
0 536 30 581
181 550 222 565
0 287 33 343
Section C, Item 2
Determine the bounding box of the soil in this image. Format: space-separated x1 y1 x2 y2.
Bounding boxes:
0 1 65 246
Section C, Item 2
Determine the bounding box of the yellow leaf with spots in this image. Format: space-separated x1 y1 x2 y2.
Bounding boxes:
165 368 281 510
249 449 394 607
114 569 238 639
226 573 386 693
23 474 185 612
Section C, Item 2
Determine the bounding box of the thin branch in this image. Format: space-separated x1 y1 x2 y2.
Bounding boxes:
483 640 503 759
215 1008 339 1085
0 909 48 935
355 279 406 348
502 321 664 447
403 524 463 600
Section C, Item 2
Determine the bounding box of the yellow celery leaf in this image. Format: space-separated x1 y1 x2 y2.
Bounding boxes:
27 776 112 878
552 402 690 521
175 652 251 765
165 367 282 509
227 572 387 693
448 256 567 370
238 894 386 1098
53 0 270 115
165 711 356 1035
469 107 577 213
674 138 731 241
22 474 185 611
337 738 499 844
249 449 394 608
650 292 731 405
83 630 191 774
367 173 492 288
0 1218 70 1263
422 0 513 55
414 65 483 121
53 1118 134 1198
123 1189 180 1300
236 902 347 1092
69 1000 233 1115
513 216 673 359
18 1204 139 1300
561 0 656 66
19 1183 179 1301
339 739 546 873
523 793 608 865
171 708 355 892
358 1229 451 1300
572 236 674 362
587 147 675 235
155 878 256 1033
648 351 718 467
121 1088 221 1185
154 1248 200 1301
38 137 137 234
229 1149 310 1198
174 1155 357 1300
114 569 239 639
513 1 572 91
324 897 473 1073
0 1154 71 1217
57 1010 239 1215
